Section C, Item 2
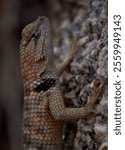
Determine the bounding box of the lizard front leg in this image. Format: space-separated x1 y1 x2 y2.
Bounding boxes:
53 38 104 121
49 83 105 121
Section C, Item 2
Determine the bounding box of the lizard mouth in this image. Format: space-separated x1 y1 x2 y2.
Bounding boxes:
34 17 48 63
34 37 46 63
34 35 47 63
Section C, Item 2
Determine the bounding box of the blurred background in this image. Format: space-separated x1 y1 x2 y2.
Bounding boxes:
0 0 107 150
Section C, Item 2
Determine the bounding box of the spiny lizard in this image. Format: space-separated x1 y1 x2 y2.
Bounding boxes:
20 16 104 150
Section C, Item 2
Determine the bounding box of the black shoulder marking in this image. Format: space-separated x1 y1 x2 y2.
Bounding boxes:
33 77 56 92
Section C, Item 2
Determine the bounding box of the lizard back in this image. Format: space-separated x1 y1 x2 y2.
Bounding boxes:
20 16 62 150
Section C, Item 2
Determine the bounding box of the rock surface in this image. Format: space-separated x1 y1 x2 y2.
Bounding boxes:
52 0 108 149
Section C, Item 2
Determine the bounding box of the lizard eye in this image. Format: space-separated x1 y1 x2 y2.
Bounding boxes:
31 33 38 40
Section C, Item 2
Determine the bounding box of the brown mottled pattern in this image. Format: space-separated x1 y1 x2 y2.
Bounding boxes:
22 92 62 150
20 16 104 150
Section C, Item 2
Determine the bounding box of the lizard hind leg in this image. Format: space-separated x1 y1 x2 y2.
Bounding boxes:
57 38 79 76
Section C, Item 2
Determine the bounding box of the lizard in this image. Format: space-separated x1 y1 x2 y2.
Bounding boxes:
20 16 105 150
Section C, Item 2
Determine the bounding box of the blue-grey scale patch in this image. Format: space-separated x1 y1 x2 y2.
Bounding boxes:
33 77 56 92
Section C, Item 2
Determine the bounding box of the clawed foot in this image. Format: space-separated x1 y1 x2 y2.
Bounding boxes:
84 81 105 116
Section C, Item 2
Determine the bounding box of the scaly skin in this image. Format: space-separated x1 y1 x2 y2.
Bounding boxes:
20 16 104 150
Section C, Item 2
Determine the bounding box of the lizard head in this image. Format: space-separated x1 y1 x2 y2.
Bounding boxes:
20 16 54 91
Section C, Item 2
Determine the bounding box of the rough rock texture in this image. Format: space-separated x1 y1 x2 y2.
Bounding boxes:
52 0 108 149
